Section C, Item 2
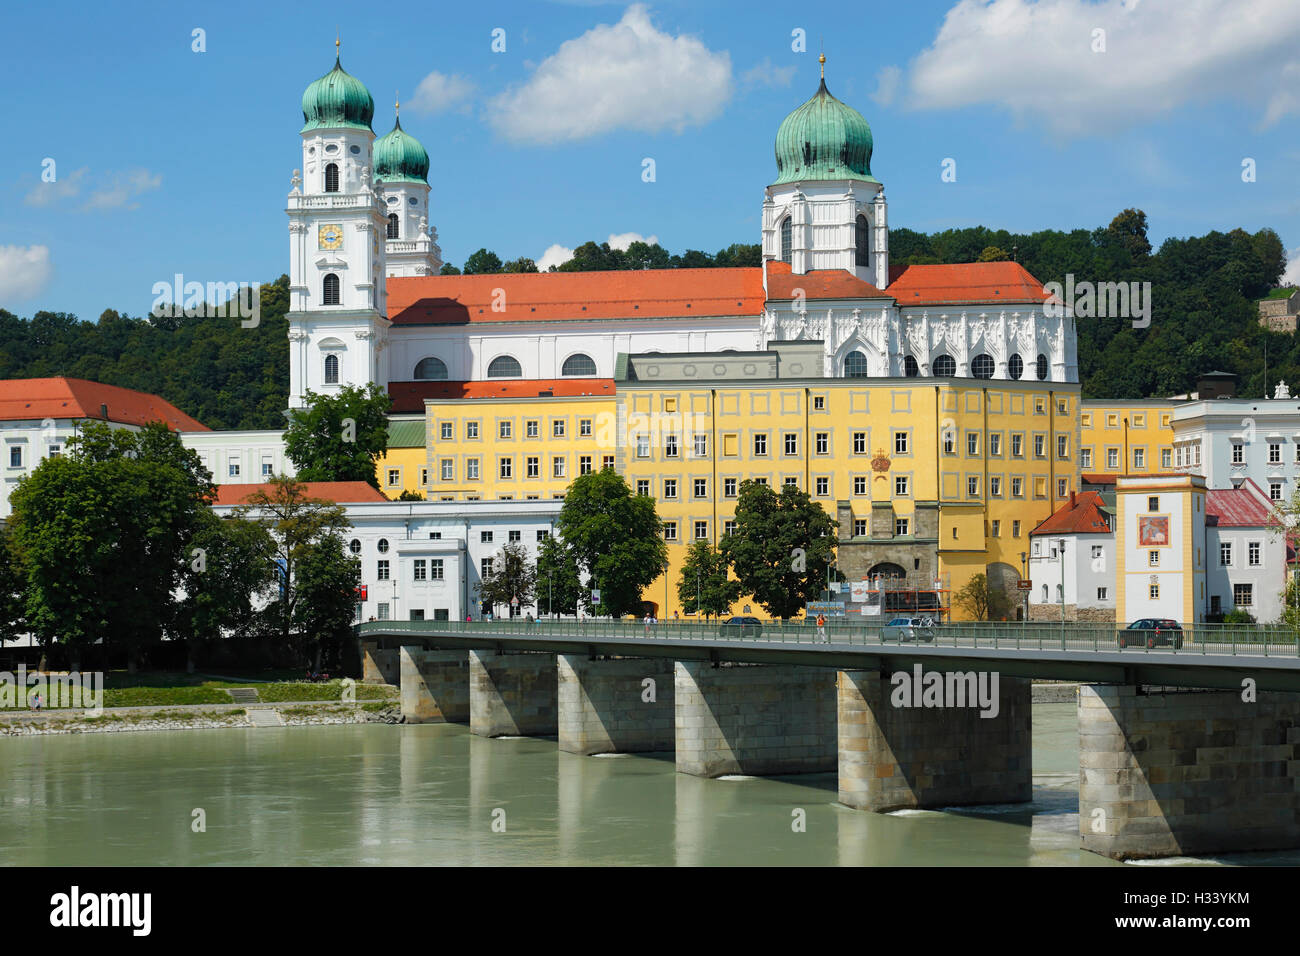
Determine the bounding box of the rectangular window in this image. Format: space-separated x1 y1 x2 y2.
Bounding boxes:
693 478 707 498
1148 550 1159 567
1057 478 1068 498
377 603 390 621
261 461 273 477
1106 448 1119 469
854 476 867 495
894 431 909 454
853 432 867 454
466 422 479 440
1270 443 1282 464
784 433 798 455
537 530 550 541
602 455 614 470
440 458 454 481
509 530 521 543
413 559 426 582
481 531 493 543
784 477 798 488
1232 443 1244 464
579 455 593 475
228 461 240 478
1234 583 1253 606
1097 587 1107 601
1161 448 1172 468
943 431 955 455
526 420 539 438
419 468 429 486
387 468 401 487
467 458 480 480
665 434 679 457
815 477 829 496
481 557 494 579
1011 477 1023 497
377 560 389 581
694 521 708 541
1149 583 1159 600
724 520 737 536
580 418 592 437
813 396 825 410
552 456 566 478
724 478 738 497
894 476 909 496
754 477 768 486
1080 448 1093 469
693 434 708 457
664 479 678 499
636 479 650 496
1057 435 1068 459
1011 434 1023 457
967 476 980 497
1249 542 1261 566
753 433 768 456
552 420 566 438
990 476 1002 496
1271 481 1283 501
1220 542 1232 566
499 458 512 479
967 432 979 455
429 532 442 540
990 520 1001 537
815 432 829 455
440 422 453 441
853 518 867 536
499 421 512 439
1012 520 1021 538
1133 448 1145 469
527 456 540 478
663 522 677 542
1147 496 1159 511
1034 435 1046 458
895 518 909 536
430 559 444 580
636 433 650 458
990 433 1001 456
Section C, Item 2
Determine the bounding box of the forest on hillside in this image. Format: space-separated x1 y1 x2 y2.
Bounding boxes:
0 210 1288 430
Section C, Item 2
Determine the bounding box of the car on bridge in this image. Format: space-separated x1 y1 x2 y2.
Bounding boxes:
718 616 763 639
1118 619 1184 650
881 616 936 643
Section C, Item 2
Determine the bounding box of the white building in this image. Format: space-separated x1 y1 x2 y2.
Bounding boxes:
1205 479 1286 622
182 429 293 485
1115 475 1207 623
1027 491 1116 621
1171 388 1300 505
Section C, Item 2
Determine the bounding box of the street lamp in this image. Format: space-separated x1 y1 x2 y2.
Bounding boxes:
548 570 553 619
1019 551 1028 630
1059 538 1067 635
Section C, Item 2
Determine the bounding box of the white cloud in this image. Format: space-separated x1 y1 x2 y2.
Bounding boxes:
906 0 1300 137
607 231 658 250
409 71 476 115
488 3 733 144
24 167 88 207
82 169 162 211
1283 248 1300 287
538 243 575 271
742 58 796 90
870 66 901 107
0 245 52 304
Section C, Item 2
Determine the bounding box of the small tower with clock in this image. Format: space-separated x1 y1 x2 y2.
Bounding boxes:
285 44 391 408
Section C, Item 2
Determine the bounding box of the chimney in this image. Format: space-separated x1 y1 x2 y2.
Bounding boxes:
1069 490 1076 508
100 403 109 420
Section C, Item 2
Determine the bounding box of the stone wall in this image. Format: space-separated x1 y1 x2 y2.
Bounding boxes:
1028 604 1114 623
399 646 470 723
557 656 675 755
362 641 402 685
469 650 558 738
1079 684 1300 859
838 669 1032 811
674 661 837 776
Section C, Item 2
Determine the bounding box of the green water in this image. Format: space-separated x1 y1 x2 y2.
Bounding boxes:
0 703 1288 865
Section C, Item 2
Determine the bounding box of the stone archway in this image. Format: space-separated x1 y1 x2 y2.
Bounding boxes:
985 562 1021 621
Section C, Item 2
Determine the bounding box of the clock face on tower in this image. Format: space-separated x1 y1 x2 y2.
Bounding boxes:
318 224 343 251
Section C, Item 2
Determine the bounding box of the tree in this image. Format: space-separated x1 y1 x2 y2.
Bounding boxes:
554 469 666 616
439 263 462 275
677 541 741 617
8 421 215 669
977 245 1010 262
535 534 583 617
293 531 362 669
476 541 538 614
0 526 26 645
284 382 391 488
239 476 350 650
463 248 503 274
502 257 539 273
954 573 1010 621
1105 208 1152 260
720 481 836 619
396 489 424 501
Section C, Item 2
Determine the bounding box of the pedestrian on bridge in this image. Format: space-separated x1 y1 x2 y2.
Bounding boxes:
816 613 827 643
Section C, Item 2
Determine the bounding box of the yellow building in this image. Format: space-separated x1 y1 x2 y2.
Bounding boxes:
1079 400 1175 477
374 416 429 498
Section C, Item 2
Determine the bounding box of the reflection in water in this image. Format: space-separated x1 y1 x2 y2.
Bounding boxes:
0 703 1290 866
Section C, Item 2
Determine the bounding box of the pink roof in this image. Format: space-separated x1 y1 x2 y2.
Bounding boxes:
1206 479 1274 527
214 482 388 506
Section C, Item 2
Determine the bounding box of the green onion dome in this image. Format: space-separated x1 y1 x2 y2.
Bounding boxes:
373 115 430 184
773 66 876 185
301 55 375 133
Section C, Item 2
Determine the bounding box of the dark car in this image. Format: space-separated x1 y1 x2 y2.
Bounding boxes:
718 616 762 639
1118 618 1183 650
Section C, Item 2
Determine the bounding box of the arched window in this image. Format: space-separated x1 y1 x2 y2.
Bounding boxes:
903 355 919 377
322 273 340 305
561 353 597 376
1036 353 1049 380
971 354 995 379
387 213 399 239
414 357 448 380
1008 353 1024 380
325 163 339 193
487 355 522 378
780 216 792 263
843 350 869 378
932 354 956 377
1042 584 1048 602
324 353 339 384
855 215 870 267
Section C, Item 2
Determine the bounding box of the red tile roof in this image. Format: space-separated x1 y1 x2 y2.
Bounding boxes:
214 482 388 506
888 261 1051 306
0 377 208 431
1206 479 1274 528
763 260 887 299
1030 491 1113 536
388 378 615 413
386 269 766 325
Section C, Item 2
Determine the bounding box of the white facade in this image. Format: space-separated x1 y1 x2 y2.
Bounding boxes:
0 418 99 519
762 180 889 288
1028 533 1115 614
379 179 442 277
180 430 293 485
1207 523 1285 622
1171 395 1300 505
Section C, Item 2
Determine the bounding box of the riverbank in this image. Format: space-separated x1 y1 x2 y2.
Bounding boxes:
0 699 403 736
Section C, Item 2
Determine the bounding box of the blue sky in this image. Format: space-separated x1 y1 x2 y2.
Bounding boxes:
4 0 1300 320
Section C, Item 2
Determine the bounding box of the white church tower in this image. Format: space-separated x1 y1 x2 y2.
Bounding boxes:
286 44 390 408
375 100 442 277
761 54 889 289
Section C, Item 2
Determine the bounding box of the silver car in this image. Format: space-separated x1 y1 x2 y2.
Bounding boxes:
880 616 935 643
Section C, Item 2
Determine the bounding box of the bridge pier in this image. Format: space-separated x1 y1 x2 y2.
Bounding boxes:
399 646 470 723
363 639 402 685
837 669 1032 812
557 656 675 755
674 661 837 777
1079 684 1300 859
469 650 558 738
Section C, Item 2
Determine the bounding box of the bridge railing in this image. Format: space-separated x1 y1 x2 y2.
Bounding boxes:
357 617 1300 657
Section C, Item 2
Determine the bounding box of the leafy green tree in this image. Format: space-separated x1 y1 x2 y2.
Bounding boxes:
239 476 350 649
396 489 424 501
713 243 762 267
502 257 539 273
284 382 391 489
977 245 1010 262
720 480 837 619
439 263 462 275
1105 208 1152 260
954 573 1010 621
476 541 538 614
623 241 671 270
535 534 583 617
293 531 362 669
9 421 214 669
463 248 503 274
677 541 741 617
554 469 666 616
0 526 27 645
